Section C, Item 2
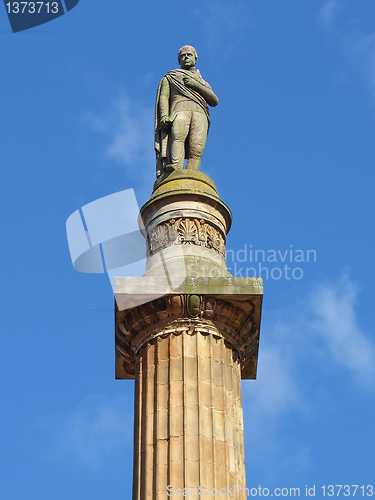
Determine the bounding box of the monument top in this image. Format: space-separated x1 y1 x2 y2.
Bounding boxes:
155 45 218 178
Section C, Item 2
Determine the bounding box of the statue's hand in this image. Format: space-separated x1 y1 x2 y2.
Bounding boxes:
183 76 197 89
159 116 172 129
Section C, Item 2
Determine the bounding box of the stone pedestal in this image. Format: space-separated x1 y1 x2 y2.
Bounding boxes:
115 171 263 499
140 170 232 278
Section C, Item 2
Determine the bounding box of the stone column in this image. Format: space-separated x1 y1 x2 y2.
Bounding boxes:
133 324 246 499
115 171 263 499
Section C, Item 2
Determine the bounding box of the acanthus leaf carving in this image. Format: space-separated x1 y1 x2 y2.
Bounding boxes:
147 218 225 257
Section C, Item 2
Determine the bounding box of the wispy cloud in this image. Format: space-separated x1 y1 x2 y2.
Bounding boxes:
318 1 375 97
243 324 301 422
318 0 341 30
243 274 375 479
245 274 375 420
194 0 251 55
347 34 375 94
309 275 375 386
86 93 154 181
42 394 133 468
243 317 312 481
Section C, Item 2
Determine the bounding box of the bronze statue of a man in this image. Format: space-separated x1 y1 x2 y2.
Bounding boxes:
155 45 219 178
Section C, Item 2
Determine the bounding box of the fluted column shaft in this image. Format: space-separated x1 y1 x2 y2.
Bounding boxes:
133 328 246 500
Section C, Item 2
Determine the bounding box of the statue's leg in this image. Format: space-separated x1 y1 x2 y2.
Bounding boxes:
169 112 189 171
185 112 208 171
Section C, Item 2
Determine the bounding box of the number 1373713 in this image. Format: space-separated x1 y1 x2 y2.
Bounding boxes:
321 486 373 496
5 2 59 14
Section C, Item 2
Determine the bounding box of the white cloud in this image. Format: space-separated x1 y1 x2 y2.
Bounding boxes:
318 0 341 30
318 2 375 97
242 274 375 478
86 94 154 179
105 96 153 166
243 324 301 422
194 0 251 55
244 274 374 423
43 393 133 468
243 322 312 481
309 275 375 387
348 34 375 94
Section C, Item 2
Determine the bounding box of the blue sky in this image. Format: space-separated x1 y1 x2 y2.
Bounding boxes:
1 0 375 498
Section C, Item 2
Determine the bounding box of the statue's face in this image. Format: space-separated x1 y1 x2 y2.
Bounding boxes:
179 48 196 69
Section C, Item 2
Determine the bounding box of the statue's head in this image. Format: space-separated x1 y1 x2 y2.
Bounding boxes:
178 45 198 69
